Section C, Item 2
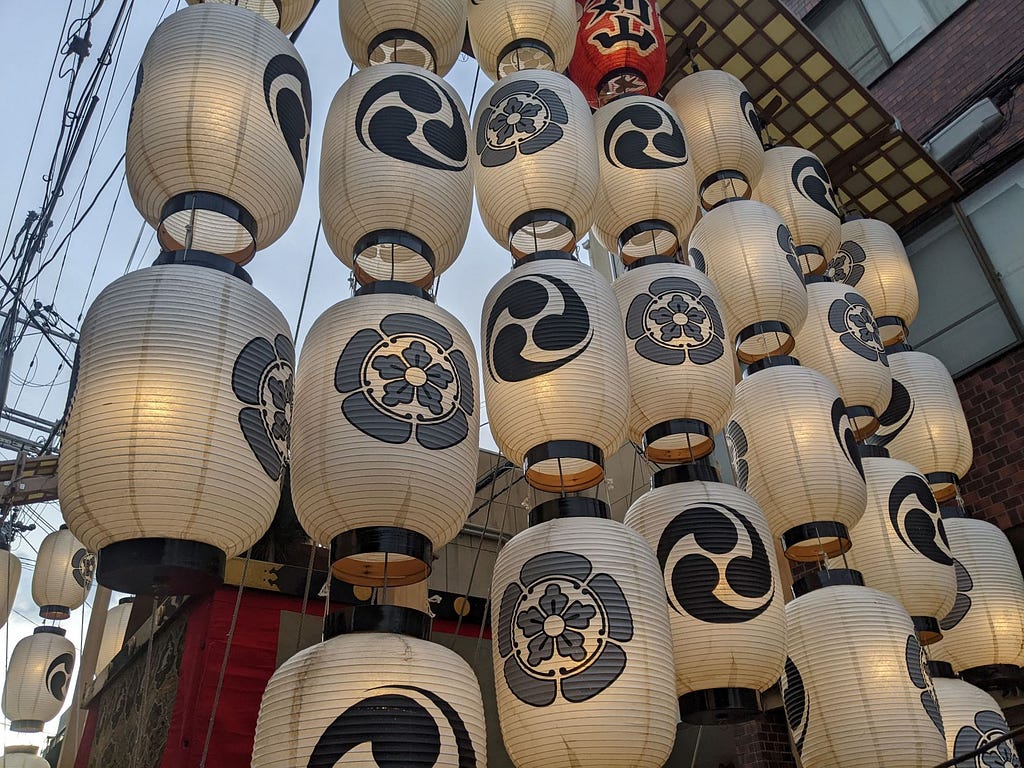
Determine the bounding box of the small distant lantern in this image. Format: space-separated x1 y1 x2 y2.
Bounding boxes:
868 345 972 502
752 146 841 275
783 586 948 768
0 543 21 630
932 675 1021 767
0 746 49 768
835 448 955 645
2 627 76 733
687 200 807 364
126 4 312 263
252 606 488 767
31 526 92 621
792 278 891 440
185 0 315 35
592 96 698 263
467 0 578 82
491 502 677 767
729 358 867 562
58 263 293 594
624 462 786 724
96 597 135 673
339 0 467 75
290 285 480 586
827 216 918 345
931 516 1024 685
665 70 765 210
320 63 472 287
612 261 734 462
569 0 666 108
473 69 599 259
481 255 628 492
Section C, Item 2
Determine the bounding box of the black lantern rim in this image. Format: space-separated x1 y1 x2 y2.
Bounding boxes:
508 209 577 260
38 605 71 621
744 353 801 377
354 280 435 302
651 459 721 488
792 567 864 597
926 472 961 503
678 687 763 725
642 418 715 463
330 527 433 588
618 219 678 262
353 229 437 289
367 29 439 72
803 273 833 285
514 249 579 267
795 244 827 276
699 170 752 211
496 38 556 75
928 660 956 679
735 321 796 365
158 191 257 265
846 405 879 441
9 721 44 734
528 497 611 527
624 255 679 271
33 625 67 637
781 521 852 562
323 605 431 642
118 596 135 606
858 443 890 459
913 615 943 646
877 316 910 345
98 538 225 596
939 501 967 520
153 249 254 284
523 440 605 493
960 664 1024 692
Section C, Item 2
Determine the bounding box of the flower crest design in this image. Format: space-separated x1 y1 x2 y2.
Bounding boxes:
906 634 944 737
826 240 867 286
232 333 295 481
476 79 568 168
496 551 634 707
335 312 474 450
954 710 1021 768
827 292 887 365
725 420 749 490
72 548 95 590
625 276 725 366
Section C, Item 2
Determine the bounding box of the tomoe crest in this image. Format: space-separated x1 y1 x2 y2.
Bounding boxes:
356 72 469 172
790 155 840 217
263 54 313 180
306 684 477 767
484 274 594 383
46 653 74 701
888 474 953 566
603 101 686 170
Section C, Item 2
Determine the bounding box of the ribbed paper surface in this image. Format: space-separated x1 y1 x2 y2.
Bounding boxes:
340 0 466 75
0 550 20 631
185 0 314 35
933 677 1020 765
2 631 76 729
30 528 90 617
467 0 577 82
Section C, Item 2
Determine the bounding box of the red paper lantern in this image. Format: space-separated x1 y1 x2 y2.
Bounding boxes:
569 0 666 108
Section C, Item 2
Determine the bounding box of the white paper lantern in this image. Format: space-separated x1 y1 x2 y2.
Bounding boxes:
792 278 892 439
868 346 972 502
31 526 92 621
473 69 599 258
2 627 76 733
835 449 956 644
491 508 677 767
613 261 734 462
126 4 312 262
783 585 948 768
482 255 628 491
339 0 466 75
96 597 135 673
752 146 841 275
827 216 919 345
184 0 314 34
728 359 867 561
932 676 1021 767
58 263 292 594
592 96 698 262
467 0 577 82
0 545 21 630
623 464 786 723
664 70 765 210
320 62 472 287
931 516 1024 677
252 607 488 767
687 200 807 364
0 746 49 768
290 286 480 586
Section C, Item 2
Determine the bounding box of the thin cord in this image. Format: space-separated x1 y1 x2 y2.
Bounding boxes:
292 542 318 657
293 219 321 340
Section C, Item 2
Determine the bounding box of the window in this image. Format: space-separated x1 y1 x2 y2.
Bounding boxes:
806 0 969 83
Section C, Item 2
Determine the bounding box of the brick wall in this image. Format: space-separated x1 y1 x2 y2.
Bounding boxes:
735 710 798 768
956 345 1024 529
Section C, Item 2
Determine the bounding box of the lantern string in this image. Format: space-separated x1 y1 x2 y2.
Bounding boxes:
291 540 318 658
471 481 512 662
292 218 321 340
198 548 252 768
